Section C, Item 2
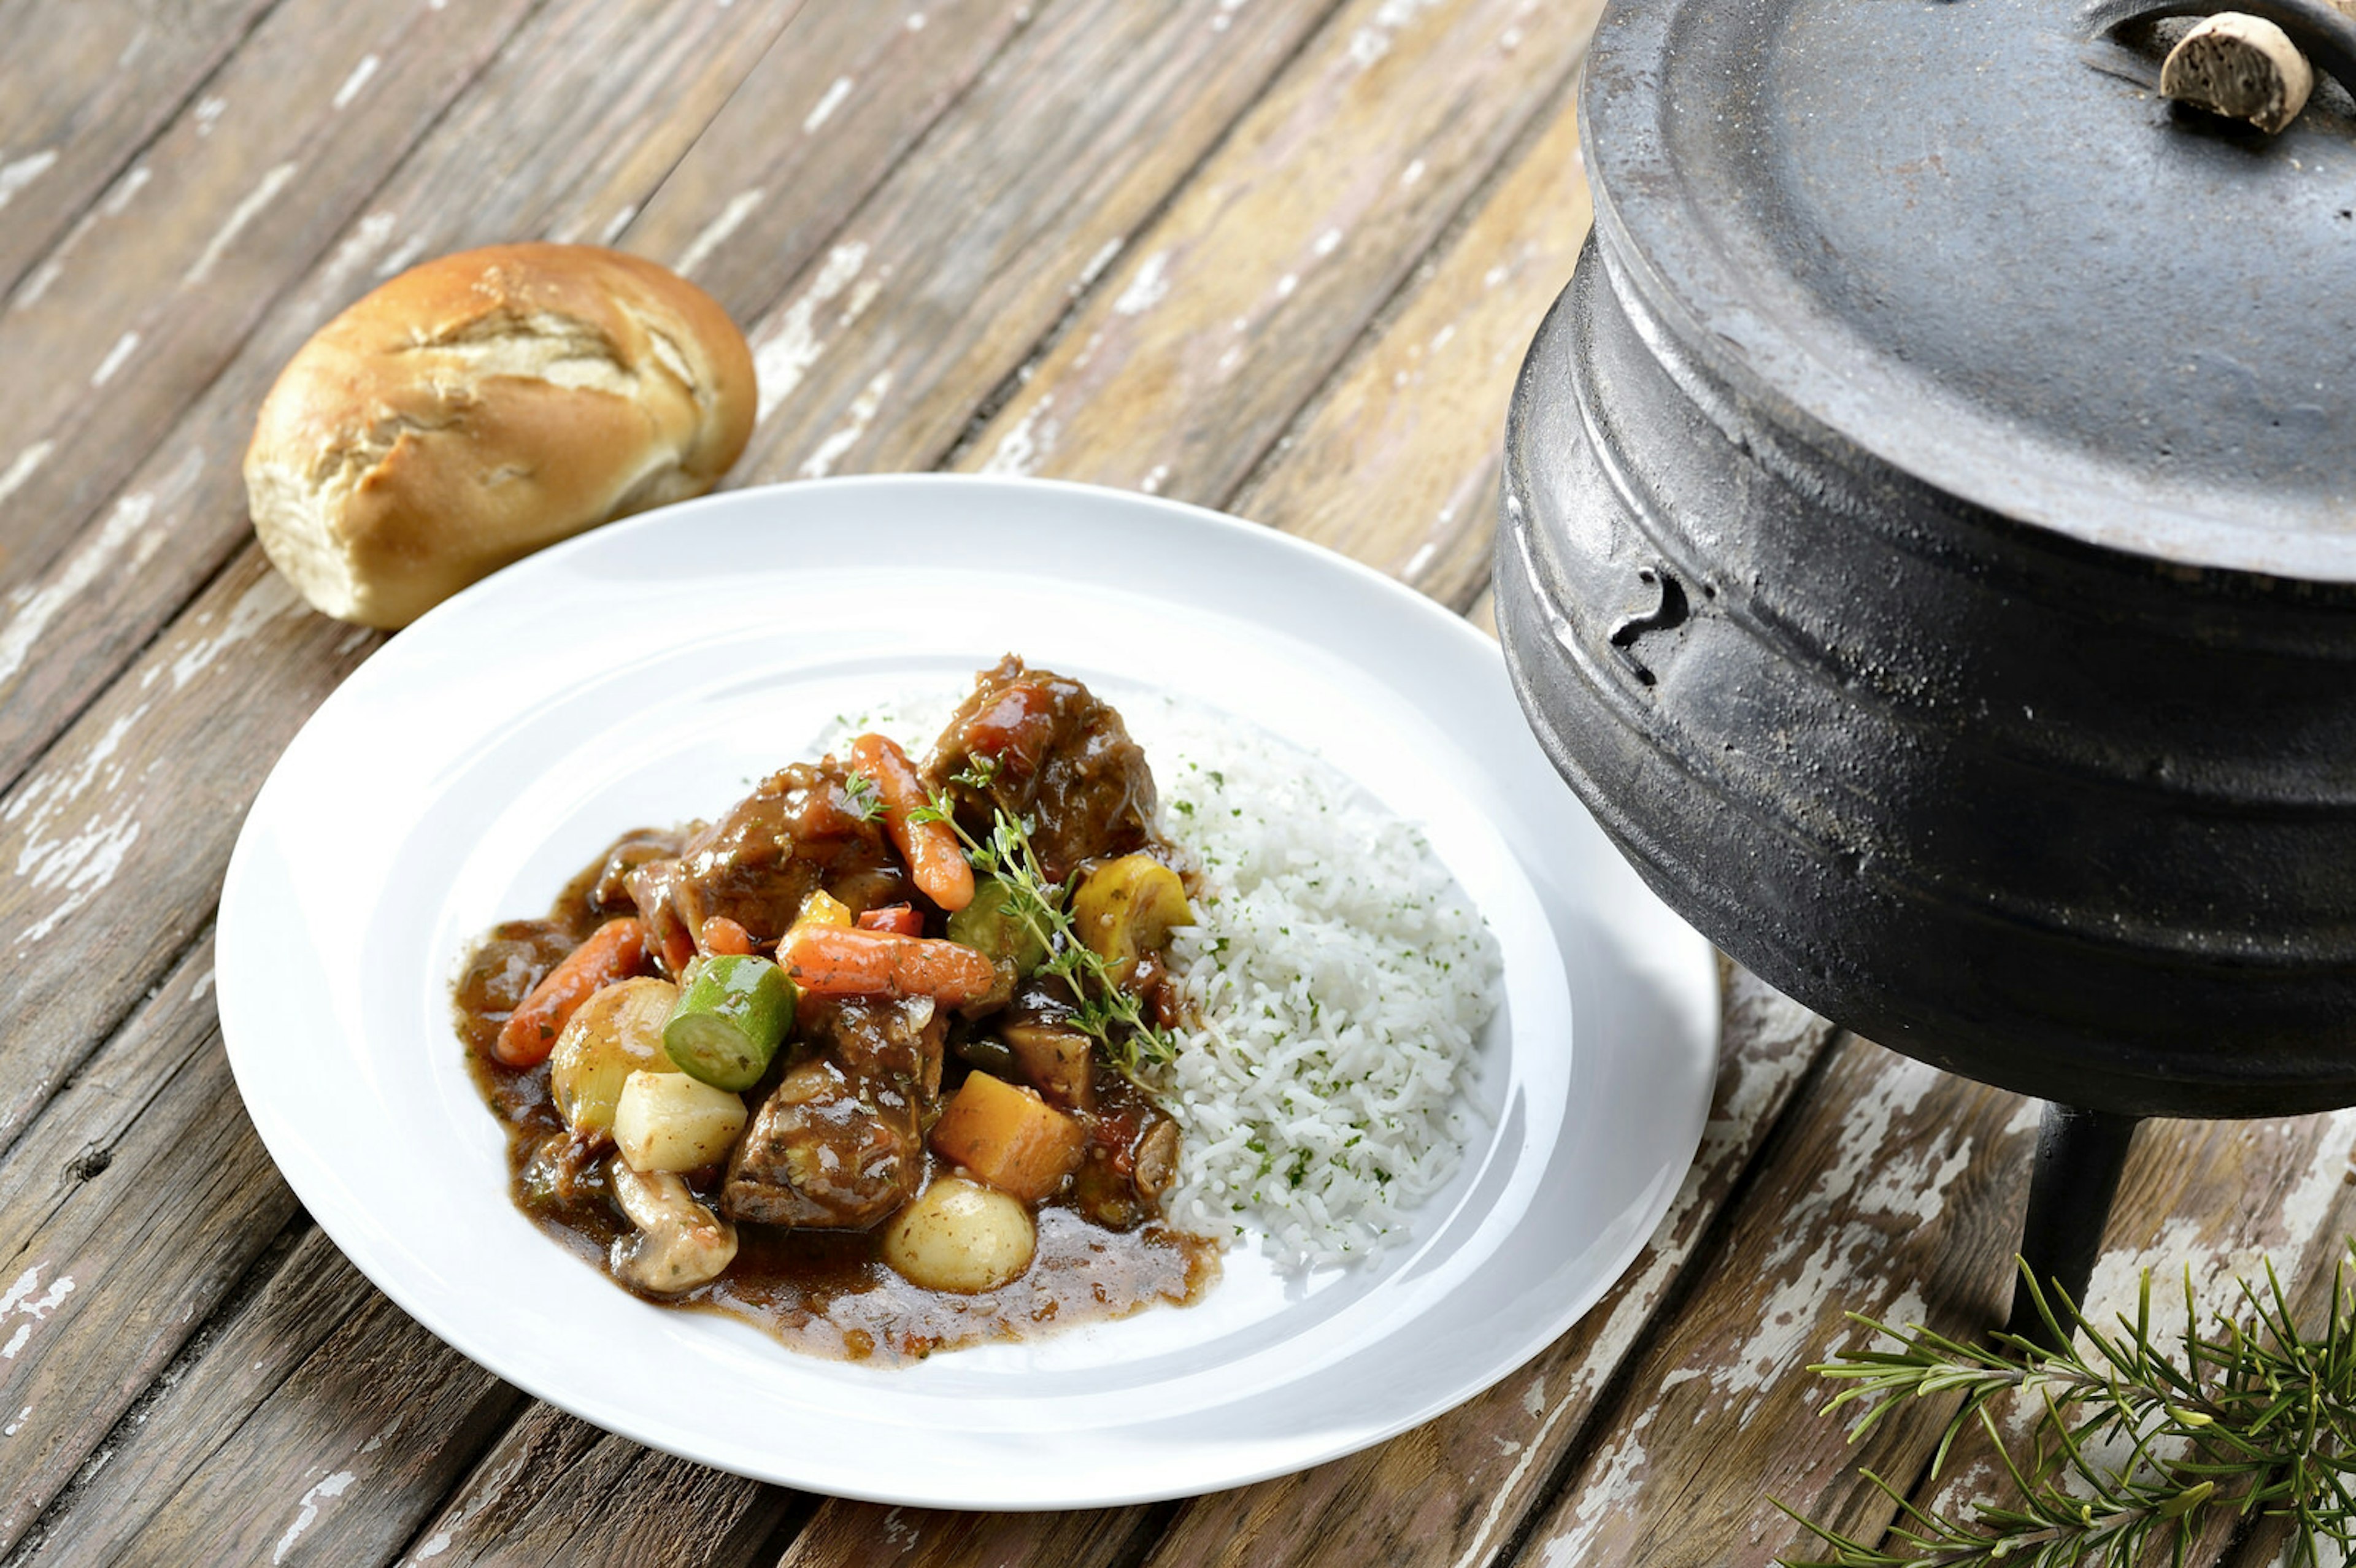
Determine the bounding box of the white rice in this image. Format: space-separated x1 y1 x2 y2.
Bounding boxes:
825 688 1501 1272
1145 721 1501 1271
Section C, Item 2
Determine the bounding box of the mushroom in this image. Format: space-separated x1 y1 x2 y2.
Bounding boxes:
607 1159 737 1294
2161 13 2314 134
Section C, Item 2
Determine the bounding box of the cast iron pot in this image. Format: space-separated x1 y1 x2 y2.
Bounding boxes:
1496 0 2356 1335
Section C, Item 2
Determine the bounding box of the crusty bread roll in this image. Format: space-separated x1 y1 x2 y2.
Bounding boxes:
245 243 756 628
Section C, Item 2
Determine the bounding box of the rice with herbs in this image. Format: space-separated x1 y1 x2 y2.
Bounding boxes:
1145 730 1501 1270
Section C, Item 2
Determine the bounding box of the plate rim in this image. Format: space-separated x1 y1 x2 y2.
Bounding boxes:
217 473 1718 1507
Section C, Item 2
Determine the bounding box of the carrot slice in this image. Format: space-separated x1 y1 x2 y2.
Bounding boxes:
700 915 756 956
495 917 646 1067
855 903 924 937
778 925 996 1004
849 733 975 913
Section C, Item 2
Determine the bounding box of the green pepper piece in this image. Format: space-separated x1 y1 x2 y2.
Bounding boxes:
945 874 1048 976
663 955 795 1091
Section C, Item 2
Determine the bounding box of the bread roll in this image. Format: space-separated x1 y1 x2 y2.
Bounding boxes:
245 243 756 628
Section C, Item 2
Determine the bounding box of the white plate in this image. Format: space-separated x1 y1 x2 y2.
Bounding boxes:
217 475 1717 1508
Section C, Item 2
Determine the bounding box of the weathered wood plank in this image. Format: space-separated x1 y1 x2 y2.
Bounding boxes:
1501 1036 2033 1568
952 0 1598 511
1898 1108 2356 1568
0 0 547 600
0 0 279 302
386 1408 792 1568
0 0 806 801
1231 80 1588 615
1504 1052 2356 1567
0 936 299 1557
721 0 1346 483
74 1255 522 1567
766 970 1834 1568
772 1501 1161 1568
4 1226 399 1566
619 0 1031 325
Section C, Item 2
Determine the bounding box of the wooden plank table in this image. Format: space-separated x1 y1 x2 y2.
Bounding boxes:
1 4 2344 1563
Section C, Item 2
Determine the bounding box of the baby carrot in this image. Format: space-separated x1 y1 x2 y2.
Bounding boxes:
495 917 645 1067
855 903 924 937
848 733 975 914
700 915 756 955
779 925 996 1005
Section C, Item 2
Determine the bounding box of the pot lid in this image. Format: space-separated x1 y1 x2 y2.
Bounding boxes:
1581 0 2356 581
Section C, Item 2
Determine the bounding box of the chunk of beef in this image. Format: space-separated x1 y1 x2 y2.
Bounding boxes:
721 1055 922 1229
626 760 892 961
802 996 946 1113
922 656 1157 883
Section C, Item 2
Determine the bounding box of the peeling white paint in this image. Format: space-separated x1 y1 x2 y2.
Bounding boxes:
333 626 372 657
0 491 155 692
194 97 227 135
1536 1408 1656 1564
18 1277 71 1318
1346 0 1439 69
377 234 433 279
1400 158 1426 186
2279 1106 2356 1241
0 1268 39 1317
0 440 53 513
676 188 764 279
1521 1377 1546 1420
1403 540 1438 578
798 371 893 478
1139 463 1169 495
1077 237 1124 291
1274 272 1298 299
982 394 1056 476
171 571 302 689
332 54 380 110
0 150 58 213
185 161 299 286
90 330 140 388
1114 250 1171 316
101 165 152 218
320 210 400 295
274 1470 356 1563
1314 227 1344 257
15 812 141 948
15 256 63 309
2 1405 28 1437
191 964 216 1002
0 1326 26 1362
906 11 926 29
803 75 855 134
410 1526 453 1560
753 241 873 422
600 203 638 245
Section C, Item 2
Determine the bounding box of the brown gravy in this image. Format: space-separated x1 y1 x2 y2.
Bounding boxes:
453 847 1220 1366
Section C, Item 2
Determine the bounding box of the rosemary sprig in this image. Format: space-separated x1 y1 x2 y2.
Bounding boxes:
910 759 1181 1081
1780 1251 2356 1568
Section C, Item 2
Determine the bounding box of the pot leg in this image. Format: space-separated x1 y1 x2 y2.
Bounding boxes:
2004 1104 2142 1350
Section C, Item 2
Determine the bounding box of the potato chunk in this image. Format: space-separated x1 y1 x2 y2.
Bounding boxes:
614 1069 748 1174
549 977 680 1136
928 1072 1085 1201
882 1176 1036 1293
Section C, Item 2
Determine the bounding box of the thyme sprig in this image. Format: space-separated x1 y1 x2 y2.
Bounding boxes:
1780 1253 2356 1568
910 758 1181 1081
